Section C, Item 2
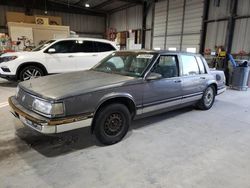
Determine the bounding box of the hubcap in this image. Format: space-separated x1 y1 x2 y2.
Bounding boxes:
104 113 123 136
23 68 42 80
204 87 214 107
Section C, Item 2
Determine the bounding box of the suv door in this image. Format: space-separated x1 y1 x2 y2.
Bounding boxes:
44 40 77 73
179 54 206 104
142 55 182 113
75 41 116 70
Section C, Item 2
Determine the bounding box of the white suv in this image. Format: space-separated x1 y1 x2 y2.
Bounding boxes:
0 38 118 81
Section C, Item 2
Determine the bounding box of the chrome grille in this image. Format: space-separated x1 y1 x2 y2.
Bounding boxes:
16 87 35 111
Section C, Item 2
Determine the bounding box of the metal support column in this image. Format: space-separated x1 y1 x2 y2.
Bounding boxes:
199 0 210 54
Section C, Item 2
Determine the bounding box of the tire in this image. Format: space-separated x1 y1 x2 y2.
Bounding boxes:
19 66 44 81
197 86 215 110
94 103 131 145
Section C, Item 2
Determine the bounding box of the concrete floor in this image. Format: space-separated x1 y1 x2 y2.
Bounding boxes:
0 78 250 188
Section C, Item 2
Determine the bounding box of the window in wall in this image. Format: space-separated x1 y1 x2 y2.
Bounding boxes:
186 47 197 53
181 55 200 76
168 47 177 51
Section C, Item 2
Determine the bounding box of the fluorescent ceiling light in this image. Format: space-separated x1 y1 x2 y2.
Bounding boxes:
85 3 90 7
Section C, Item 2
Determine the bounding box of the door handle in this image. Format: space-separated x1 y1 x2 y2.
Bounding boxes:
174 80 182 83
92 54 98 57
200 77 206 79
68 55 74 58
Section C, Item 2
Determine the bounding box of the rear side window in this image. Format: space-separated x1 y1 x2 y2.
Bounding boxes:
181 55 200 76
73 40 98 53
96 42 116 52
196 56 206 74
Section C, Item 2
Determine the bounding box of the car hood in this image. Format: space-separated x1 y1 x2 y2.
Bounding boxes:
19 70 138 100
1 51 39 57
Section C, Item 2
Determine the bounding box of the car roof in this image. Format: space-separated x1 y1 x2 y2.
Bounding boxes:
116 50 201 56
55 37 115 44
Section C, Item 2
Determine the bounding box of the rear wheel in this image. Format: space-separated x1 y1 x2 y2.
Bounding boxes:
197 86 215 110
94 103 131 145
19 66 44 81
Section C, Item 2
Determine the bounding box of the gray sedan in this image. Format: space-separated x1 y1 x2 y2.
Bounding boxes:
9 50 226 145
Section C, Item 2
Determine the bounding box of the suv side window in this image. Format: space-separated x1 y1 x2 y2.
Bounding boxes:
73 40 98 53
181 55 200 76
96 42 116 52
49 40 75 53
195 56 206 74
152 55 179 78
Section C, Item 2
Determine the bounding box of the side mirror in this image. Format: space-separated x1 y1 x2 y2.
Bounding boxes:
48 48 56 53
146 72 162 81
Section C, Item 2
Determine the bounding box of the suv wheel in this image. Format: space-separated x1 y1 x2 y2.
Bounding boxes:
94 103 131 145
197 86 215 110
20 66 44 81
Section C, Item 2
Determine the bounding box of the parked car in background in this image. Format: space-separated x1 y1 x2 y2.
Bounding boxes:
9 50 226 145
0 38 118 81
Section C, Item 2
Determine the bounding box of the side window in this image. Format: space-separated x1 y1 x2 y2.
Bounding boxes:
97 42 116 52
73 40 97 53
49 40 75 53
181 55 200 76
152 55 178 78
196 56 206 74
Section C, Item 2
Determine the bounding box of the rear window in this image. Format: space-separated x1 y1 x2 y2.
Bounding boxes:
196 56 206 74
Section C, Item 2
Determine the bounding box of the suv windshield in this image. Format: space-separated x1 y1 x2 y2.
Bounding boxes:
32 40 56 51
92 52 155 77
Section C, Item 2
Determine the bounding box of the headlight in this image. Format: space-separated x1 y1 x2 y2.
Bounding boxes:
0 56 18 63
32 99 64 116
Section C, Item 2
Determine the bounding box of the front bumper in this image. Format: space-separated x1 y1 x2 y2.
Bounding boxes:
217 86 226 95
8 96 93 134
0 73 16 80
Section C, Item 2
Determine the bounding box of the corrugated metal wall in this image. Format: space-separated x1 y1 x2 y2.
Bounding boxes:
0 5 105 38
204 0 250 54
232 0 250 53
152 0 204 52
109 5 143 32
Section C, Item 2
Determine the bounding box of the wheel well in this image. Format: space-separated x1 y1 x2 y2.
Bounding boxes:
17 62 48 80
209 83 217 94
91 97 136 132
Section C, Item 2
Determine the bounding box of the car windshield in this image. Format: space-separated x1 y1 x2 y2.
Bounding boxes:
92 52 155 77
32 40 56 51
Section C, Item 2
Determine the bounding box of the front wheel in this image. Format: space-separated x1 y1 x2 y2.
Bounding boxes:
19 66 44 81
94 103 131 145
197 86 215 110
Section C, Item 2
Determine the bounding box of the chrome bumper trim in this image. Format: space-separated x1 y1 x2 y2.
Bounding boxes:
9 96 92 134
217 87 226 95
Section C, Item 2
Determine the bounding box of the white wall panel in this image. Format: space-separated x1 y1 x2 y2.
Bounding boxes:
153 0 167 37
205 21 228 50
237 0 250 16
208 0 230 20
232 18 250 53
109 5 143 32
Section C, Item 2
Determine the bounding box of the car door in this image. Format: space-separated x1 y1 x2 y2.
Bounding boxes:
179 54 205 104
44 40 77 73
142 55 182 114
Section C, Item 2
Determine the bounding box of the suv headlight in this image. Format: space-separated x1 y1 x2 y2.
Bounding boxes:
32 99 64 116
0 56 18 63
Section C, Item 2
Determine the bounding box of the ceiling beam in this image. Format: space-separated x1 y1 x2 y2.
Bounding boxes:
109 3 139 13
0 0 106 17
118 0 144 4
92 0 116 9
